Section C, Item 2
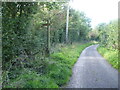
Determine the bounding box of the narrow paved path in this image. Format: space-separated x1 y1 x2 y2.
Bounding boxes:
66 45 118 88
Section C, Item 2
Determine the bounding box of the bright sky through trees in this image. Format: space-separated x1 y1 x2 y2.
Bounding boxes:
70 0 119 28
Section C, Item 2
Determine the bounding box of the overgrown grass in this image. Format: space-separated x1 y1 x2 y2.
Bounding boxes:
48 43 93 87
97 46 118 69
4 42 93 88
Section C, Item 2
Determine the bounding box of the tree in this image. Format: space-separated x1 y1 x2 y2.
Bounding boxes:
68 9 91 42
95 20 118 49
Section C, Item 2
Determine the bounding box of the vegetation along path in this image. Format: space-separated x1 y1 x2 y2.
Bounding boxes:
66 45 118 88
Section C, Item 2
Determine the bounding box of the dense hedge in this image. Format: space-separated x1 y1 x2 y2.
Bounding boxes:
2 2 92 87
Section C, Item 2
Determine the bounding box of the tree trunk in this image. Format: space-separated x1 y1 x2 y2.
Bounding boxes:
46 20 50 56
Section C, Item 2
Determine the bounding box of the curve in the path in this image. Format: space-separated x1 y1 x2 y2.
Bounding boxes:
66 45 118 88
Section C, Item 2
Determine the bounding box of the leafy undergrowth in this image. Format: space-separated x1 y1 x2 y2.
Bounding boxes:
97 46 118 70
4 42 92 88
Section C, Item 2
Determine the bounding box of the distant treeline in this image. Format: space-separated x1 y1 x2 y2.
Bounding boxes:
89 20 118 50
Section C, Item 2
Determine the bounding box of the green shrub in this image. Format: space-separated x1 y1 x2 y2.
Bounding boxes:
4 42 92 88
5 70 58 88
97 46 118 69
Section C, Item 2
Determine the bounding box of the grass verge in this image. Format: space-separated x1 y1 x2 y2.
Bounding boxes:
4 42 93 88
97 46 118 69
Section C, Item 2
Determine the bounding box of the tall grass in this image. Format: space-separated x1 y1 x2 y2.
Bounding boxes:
4 42 92 88
97 46 118 69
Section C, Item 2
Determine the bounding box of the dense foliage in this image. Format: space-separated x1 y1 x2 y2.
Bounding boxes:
2 1 119 88
69 9 91 42
90 20 118 50
97 46 118 69
4 43 92 88
2 2 92 88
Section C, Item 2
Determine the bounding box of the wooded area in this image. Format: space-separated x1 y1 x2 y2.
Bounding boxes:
2 2 92 88
1 1 118 88
89 20 118 50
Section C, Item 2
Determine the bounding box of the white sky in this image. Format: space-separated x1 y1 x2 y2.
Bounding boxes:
70 0 119 28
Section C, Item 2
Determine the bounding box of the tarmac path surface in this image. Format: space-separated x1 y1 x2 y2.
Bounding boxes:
66 45 118 88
